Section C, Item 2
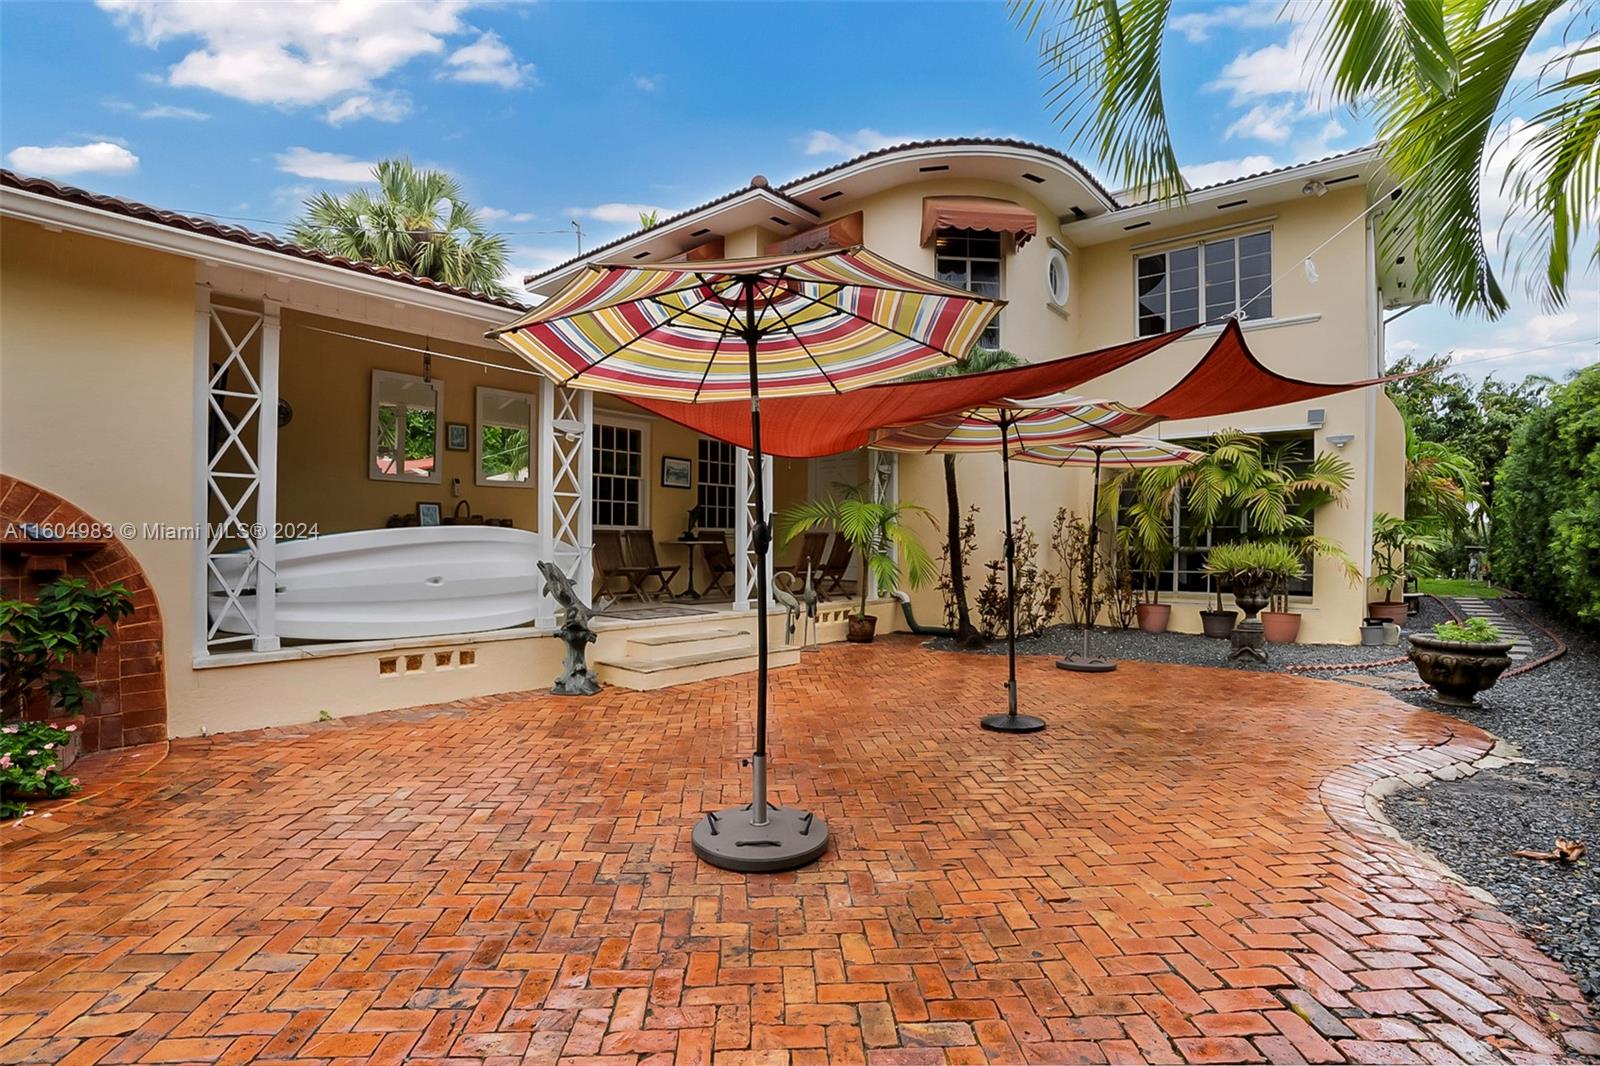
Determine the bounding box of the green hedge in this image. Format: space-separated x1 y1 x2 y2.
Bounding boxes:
1491 365 1600 627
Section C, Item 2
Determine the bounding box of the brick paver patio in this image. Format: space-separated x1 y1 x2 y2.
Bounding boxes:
3 640 1597 1064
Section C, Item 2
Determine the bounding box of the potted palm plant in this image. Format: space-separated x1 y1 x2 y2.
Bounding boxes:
1203 541 1303 631
778 485 937 643
1105 467 1181 634
1370 513 1438 624
1407 617 1514 706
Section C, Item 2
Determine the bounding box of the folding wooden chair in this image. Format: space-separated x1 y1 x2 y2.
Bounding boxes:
624 529 681 599
593 529 651 601
819 534 854 596
775 531 829 588
702 532 736 596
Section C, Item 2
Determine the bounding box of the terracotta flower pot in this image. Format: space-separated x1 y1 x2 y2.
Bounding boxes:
1200 610 1238 639
1136 603 1171 634
846 614 877 643
1367 601 1409 624
1406 633 1514 706
1261 610 1302 643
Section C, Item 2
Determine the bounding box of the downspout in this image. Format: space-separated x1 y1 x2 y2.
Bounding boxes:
892 591 958 637
1362 213 1380 602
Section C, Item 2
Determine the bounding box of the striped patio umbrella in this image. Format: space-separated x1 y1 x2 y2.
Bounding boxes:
1014 437 1203 673
871 398 1158 734
488 246 1002 873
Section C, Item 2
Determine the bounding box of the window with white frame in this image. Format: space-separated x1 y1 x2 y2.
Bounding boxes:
1136 230 1271 337
934 228 1002 349
697 438 737 531
592 418 648 528
370 370 442 482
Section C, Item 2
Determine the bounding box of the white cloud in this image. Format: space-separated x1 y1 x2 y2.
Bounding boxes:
1181 155 1277 188
803 128 903 158
325 91 411 125
1295 118 1349 159
1169 1 1280 43
478 206 535 223
98 0 472 107
274 147 375 182
140 103 208 120
6 141 139 177
444 30 534 88
1207 25 1324 103
633 74 662 92
1224 103 1296 143
1514 37 1600 83
570 202 669 225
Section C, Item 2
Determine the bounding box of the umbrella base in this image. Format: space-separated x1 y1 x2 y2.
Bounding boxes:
692 803 828 872
1056 655 1117 673
980 712 1047 734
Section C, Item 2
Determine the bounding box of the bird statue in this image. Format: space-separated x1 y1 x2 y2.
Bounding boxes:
801 562 819 649
773 572 802 646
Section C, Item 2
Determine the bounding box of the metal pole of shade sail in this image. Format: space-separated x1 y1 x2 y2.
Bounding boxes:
691 276 829 872
1058 445 1116 673
981 413 1047 733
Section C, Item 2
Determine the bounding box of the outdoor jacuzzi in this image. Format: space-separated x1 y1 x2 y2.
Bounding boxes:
207 525 545 642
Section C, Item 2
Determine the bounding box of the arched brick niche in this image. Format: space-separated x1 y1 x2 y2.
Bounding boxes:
0 475 168 751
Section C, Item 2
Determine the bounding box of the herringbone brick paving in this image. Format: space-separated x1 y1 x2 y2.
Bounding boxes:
3 639 1596 1064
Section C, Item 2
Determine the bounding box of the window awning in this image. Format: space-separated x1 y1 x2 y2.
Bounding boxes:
922 196 1037 248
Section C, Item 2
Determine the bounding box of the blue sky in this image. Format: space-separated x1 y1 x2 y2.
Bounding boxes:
3 0 1594 382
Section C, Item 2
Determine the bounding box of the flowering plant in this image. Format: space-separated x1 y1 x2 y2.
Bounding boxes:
0 721 81 819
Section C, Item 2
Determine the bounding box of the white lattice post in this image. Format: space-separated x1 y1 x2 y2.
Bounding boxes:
191 284 212 659
574 390 595 597
253 301 281 651
542 383 594 617
734 446 751 610
870 450 900 574
537 379 557 625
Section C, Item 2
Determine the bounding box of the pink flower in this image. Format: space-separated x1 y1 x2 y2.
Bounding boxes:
0 755 10 769
25 749 36 756
64 724 78 733
70 777 80 786
44 764 56 773
42 743 54 751
2 725 17 734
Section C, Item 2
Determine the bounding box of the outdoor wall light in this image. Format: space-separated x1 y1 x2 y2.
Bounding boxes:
1302 179 1328 197
1327 433 1355 448
552 418 586 440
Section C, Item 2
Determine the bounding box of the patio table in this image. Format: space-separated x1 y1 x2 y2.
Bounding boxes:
661 537 723 599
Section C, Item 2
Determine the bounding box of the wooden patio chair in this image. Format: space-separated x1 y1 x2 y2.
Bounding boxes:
775 531 829 588
624 529 681 599
702 532 736 596
819 534 854 596
593 529 652 601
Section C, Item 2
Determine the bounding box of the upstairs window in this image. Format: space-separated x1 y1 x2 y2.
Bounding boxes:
935 228 1003 349
697 438 737 532
1137 230 1271 336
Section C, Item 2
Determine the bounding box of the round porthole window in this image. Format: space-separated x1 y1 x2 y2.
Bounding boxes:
1045 247 1070 307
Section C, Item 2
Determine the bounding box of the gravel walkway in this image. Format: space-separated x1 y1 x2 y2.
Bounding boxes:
1384 597 1600 1002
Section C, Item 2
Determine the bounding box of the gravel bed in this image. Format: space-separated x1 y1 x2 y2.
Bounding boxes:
1384 597 1600 1001
928 594 1450 671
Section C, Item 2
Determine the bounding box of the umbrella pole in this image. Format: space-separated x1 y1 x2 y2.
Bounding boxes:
1058 448 1116 673
982 417 1045 733
692 279 828 872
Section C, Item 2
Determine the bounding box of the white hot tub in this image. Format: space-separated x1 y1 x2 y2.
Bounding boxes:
208 525 545 641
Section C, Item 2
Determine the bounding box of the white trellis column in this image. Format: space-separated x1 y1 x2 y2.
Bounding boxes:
539 381 593 622
194 291 279 653
871 449 900 571
733 447 774 610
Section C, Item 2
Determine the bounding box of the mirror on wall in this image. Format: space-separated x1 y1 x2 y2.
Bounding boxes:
370 370 442 482
476 387 534 487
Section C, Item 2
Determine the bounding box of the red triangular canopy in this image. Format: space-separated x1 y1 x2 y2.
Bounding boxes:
623 319 1404 458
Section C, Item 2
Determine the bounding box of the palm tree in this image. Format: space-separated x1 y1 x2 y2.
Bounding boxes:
1010 0 1598 315
1403 418 1482 537
290 158 511 298
777 486 939 622
908 348 1024 646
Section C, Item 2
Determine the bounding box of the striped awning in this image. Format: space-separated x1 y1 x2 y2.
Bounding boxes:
488 246 1003 402
870 397 1157 454
1014 436 1204 469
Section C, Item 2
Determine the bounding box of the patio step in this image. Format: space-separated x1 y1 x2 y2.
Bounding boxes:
624 627 751 656
596 636 800 691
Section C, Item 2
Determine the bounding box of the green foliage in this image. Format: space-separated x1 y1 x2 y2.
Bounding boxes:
778 485 938 619
1 720 82 820
1371 512 1442 601
1202 540 1304 585
974 517 1060 639
290 158 511 298
1492 366 1600 626
1433 617 1502 643
1419 578 1502 598
1010 0 1598 314
1 578 135 718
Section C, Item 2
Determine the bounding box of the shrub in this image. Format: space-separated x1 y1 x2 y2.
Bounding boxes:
1491 366 1600 627
1 577 134 719
1202 540 1304 587
1433 618 1501 643
974 517 1060 639
1 721 81 819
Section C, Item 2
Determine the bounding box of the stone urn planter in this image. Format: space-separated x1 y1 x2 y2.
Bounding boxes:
1136 603 1171 634
846 614 877 643
1200 609 1238 639
1406 633 1515 706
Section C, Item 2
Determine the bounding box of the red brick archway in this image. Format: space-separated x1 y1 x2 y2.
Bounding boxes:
0 475 167 751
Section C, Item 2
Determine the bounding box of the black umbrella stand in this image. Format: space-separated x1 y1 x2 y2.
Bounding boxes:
981 415 1048 733
1058 447 1116 673
692 278 829 872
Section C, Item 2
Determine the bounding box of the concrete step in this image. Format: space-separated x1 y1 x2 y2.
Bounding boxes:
596 642 801 691
624 626 750 657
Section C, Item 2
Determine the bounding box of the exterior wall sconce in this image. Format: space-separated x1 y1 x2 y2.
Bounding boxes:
1327 434 1355 448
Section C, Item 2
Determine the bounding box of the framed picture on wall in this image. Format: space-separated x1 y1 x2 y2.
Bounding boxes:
446 422 470 451
416 501 442 527
661 455 692 489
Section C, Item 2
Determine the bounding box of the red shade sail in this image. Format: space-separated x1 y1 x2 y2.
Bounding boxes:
624 320 1409 458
